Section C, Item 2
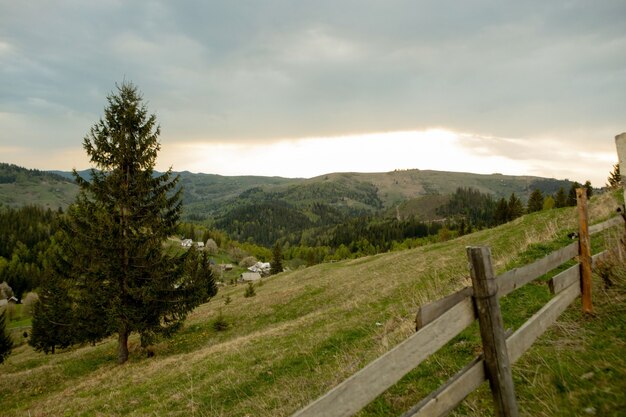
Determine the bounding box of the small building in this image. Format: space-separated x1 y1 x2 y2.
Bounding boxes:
239 272 262 282
248 262 271 275
181 239 193 248
0 296 18 307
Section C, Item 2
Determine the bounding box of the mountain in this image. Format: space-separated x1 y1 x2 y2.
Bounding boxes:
1 162 575 245
0 163 78 210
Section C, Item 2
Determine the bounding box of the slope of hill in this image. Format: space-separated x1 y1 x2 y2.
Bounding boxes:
1 191 622 416
2 162 577 247
0 163 78 210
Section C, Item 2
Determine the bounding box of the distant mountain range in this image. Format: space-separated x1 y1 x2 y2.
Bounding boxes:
1 162 575 244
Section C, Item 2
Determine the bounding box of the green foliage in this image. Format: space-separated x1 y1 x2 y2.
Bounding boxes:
555 187 568 208
543 195 555 210
37 82 217 364
212 310 229 332
508 193 524 219
29 260 74 354
436 187 496 228
527 189 544 213
0 309 12 364
567 182 582 206
584 180 593 198
607 163 621 188
271 241 283 275
0 205 62 299
244 282 256 298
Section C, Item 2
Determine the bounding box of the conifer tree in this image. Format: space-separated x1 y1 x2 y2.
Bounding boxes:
507 193 524 220
494 197 509 225
555 187 568 208
607 164 621 188
271 241 283 275
29 260 74 354
567 182 581 206
584 180 593 198
56 82 216 363
0 308 12 364
527 189 544 213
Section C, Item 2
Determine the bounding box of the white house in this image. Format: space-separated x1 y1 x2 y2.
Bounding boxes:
248 262 271 275
239 272 262 282
181 239 193 248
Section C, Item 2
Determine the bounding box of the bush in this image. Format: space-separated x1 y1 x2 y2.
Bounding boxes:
22 292 39 318
244 282 256 298
240 256 258 268
204 239 218 255
212 310 229 332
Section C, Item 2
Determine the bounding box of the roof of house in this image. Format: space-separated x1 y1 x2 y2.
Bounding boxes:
240 272 262 281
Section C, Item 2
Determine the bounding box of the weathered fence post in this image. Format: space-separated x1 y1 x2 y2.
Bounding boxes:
467 246 519 417
576 188 593 314
615 132 626 204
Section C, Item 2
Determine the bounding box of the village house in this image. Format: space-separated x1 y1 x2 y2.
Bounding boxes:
248 262 271 275
239 272 262 282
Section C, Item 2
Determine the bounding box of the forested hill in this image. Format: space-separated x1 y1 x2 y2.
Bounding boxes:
1 162 576 246
0 163 78 210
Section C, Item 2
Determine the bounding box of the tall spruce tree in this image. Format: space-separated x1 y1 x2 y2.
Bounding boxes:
0 308 12 364
567 182 581 206
607 164 621 188
29 261 75 354
61 82 215 363
554 187 568 208
527 189 544 213
494 197 509 225
270 241 283 275
507 193 524 220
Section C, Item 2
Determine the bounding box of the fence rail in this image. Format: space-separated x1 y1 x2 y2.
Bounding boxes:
293 199 624 417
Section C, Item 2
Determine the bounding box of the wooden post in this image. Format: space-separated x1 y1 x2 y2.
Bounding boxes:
576 188 593 314
615 133 626 204
467 246 519 417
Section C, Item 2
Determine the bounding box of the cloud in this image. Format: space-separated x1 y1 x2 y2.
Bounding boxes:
0 0 624 182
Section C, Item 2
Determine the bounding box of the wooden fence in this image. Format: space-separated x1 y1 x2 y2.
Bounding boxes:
292 192 625 417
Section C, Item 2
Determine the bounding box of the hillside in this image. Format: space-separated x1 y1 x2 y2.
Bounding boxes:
1 163 576 246
1 191 623 416
0 163 78 210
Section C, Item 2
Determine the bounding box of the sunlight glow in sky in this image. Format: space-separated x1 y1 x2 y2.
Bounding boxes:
162 130 530 179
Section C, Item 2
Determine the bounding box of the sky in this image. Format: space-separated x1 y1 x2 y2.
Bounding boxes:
1 1 625 186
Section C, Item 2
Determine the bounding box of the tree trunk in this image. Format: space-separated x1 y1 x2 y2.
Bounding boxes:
117 325 130 364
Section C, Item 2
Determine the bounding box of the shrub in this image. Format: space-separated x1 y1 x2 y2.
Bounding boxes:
244 282 256 298
22 292 39 318
240 256 258 268
212 310 229 331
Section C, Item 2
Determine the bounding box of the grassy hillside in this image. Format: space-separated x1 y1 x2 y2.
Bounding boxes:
1 192 623 416
0 163 78 210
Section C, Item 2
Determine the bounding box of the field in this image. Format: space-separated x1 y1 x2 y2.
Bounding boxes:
1 192 624 416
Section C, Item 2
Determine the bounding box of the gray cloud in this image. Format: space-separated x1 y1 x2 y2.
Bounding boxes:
1 0 624 162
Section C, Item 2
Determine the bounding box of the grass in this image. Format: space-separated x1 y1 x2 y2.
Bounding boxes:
0 192 624 416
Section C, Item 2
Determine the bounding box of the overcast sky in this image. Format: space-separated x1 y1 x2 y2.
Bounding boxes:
1 1 624 186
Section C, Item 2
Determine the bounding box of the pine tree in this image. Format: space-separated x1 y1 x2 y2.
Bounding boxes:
527 189 544 213
555 187 568 208
584 180 593 198
29 265 74 354
567 182 581 206
0 308 12 364
494 197 509 225
607 164 622 188
271 241 283 275
60 82 216 363
507 193 524 220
